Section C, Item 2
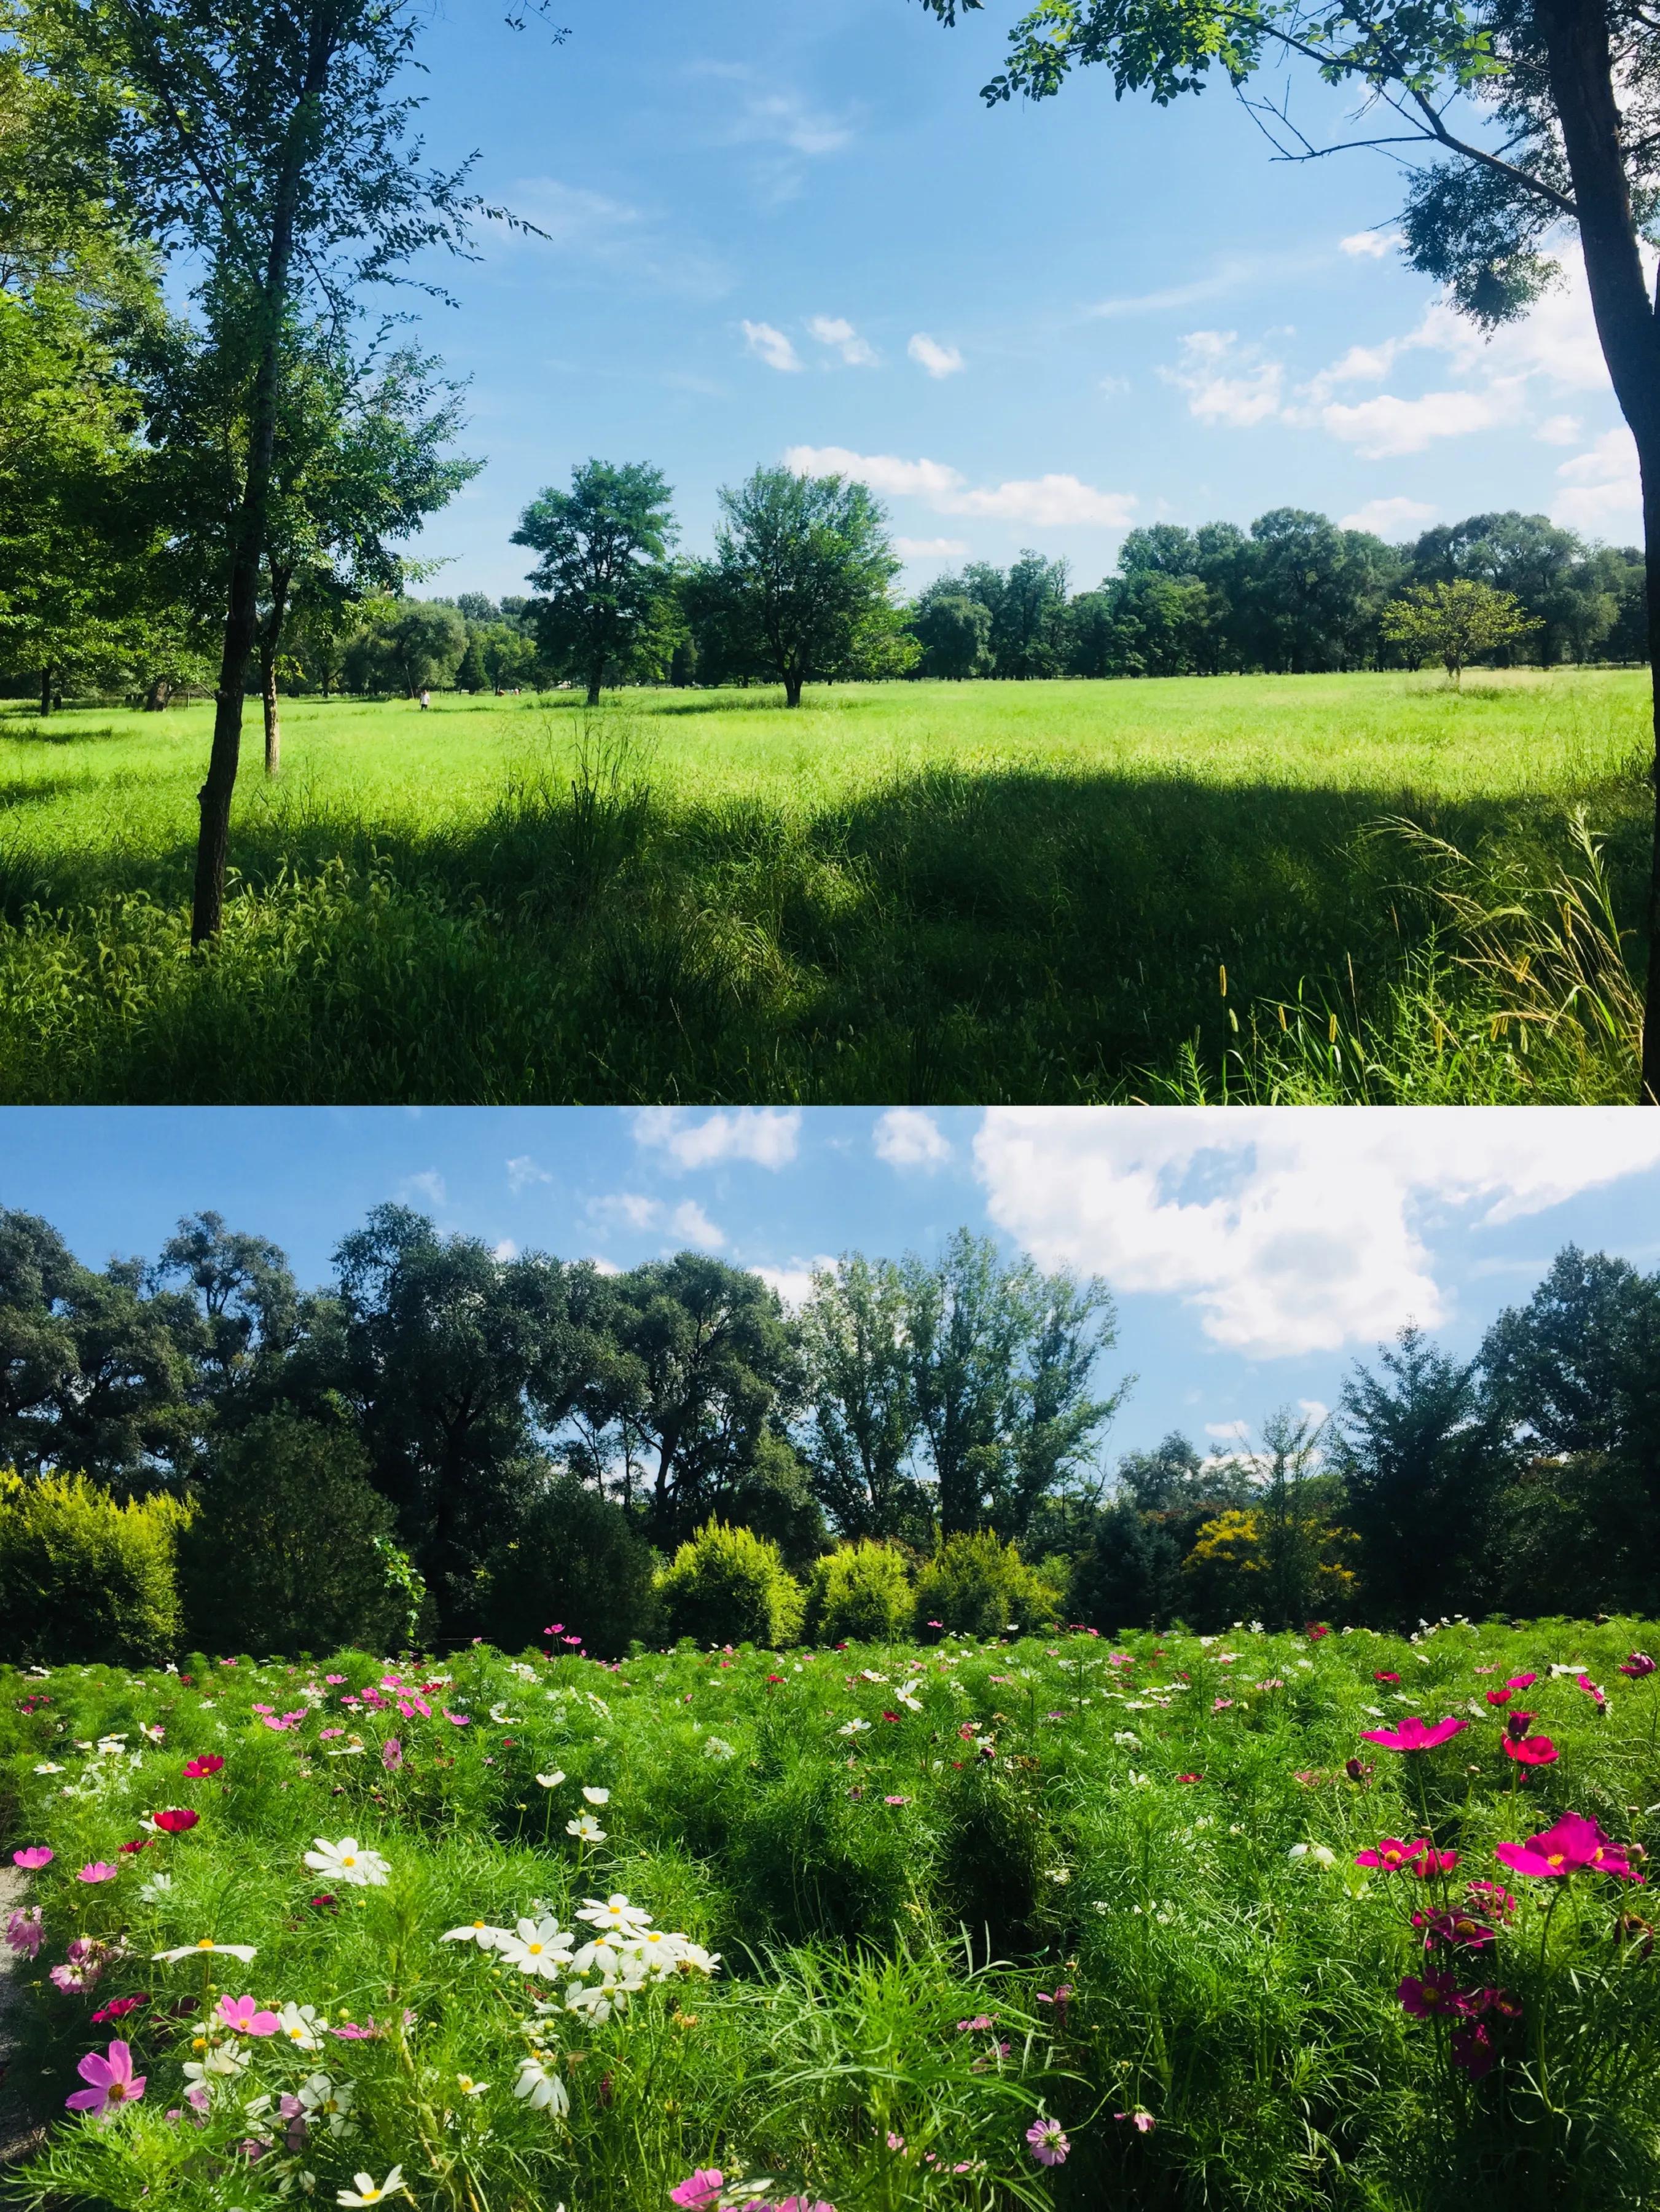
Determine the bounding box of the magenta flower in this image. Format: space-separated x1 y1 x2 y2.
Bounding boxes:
77 1862 119 1885
1495 1811 1643 1881
382 1739 404 1773
1618 1652 1655 1680
90 1995 146 2023
669 2170 725 2208
5 1908 44 1959
65 2039 146 2116
1412 1909 1496 1950
12 1846 53 1870
1466 1880 1517 1918
1114 2109 1157 2133
1484 1688 1513 1707
1374 1671 1401 1685
443 1711 471 1727
1355 1837 1431 1872
1451 2022 1495 2079
1360 1716 1469 1751
152 1809 198 1834
1575 1673 1608 1708
1506 1674 1537 1691
1025 2117 1070 2165
1502 1733 1558 1767
1397 1970 1464 2019
217 1994 281 2036
183 1755 224 1779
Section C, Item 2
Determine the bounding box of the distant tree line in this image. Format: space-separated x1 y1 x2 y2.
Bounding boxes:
3 1205 1655 1650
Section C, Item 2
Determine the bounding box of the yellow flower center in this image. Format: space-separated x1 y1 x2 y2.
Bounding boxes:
197 1939 214 1950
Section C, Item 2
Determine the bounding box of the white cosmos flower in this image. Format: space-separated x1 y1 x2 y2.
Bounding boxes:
33 1762 63 1775
576 1894 652 1934
442 1920 510 1950
155 1938 257 1963
703 1737 734 1760
496 1916 576 1974
514 2057 570 2114
275 2002 323 2050
488 1705 519 1724
564 1978 633 2022
581 1786 609 1805
303 1837 390 1888
299 2074 355 2133
836 1719 870 1737
671 1940 719 1975
534 1771 566 1790
326 1740 367 1758
337 2168 404 2205
138 1872 173 1902
453 2074 489 2097
566 1814 605 1842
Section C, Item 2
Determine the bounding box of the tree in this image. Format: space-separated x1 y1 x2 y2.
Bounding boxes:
1480 1244 1655 1457
911 589 992 678
1380 579 1539 683
512 460 677 705
702 465 905 707
344 600 467 696
798 1255 925 1539
915 0 1660 1096
20 0 493 945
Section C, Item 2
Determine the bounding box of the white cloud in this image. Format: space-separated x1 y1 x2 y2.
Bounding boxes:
1536 413 1583 446
401 1171 446 1206
590 1192 727 1249
895 536 969 559
808 315 877 366
1205 1419 1251 1441
872 1108 952 1171
783 445 1133 528
1552 425 1640 535
1165 331 1285 428
1318 387 1514 458
1339 496 1435 536
506 1155 553 1194
756 1254 838 1311
732 89 854 157
909 332 965 378
493 1238 519 1261
974 1107 1660 1360
743 319 803 372
1298 1398 1331 1427
1340 230 1402 259
503 179 730 301
633 1106 801 1171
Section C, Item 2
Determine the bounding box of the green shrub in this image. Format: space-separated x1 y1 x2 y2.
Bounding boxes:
913 1530 1059 1640
0 1469 188 1666
656 1518 804 1647
803 1539 914 1644
482 1476 660 1658
176 1413 409 1658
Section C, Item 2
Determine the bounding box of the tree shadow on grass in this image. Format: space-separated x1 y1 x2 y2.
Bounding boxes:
0 756 1648 1103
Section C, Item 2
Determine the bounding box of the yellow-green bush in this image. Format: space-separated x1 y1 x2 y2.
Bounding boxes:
913 1530 1059 1640
0 1469 189 1666
655 1519 804 1648
802 1539 914 1644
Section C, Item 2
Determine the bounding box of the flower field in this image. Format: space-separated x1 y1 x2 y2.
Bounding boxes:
2 1620 1658 2212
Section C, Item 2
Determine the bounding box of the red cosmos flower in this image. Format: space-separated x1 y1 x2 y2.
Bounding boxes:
1412 1910 1496 1950
1484 1688 1513 1706
1503 1733 1558 1767
1505 1674 1537 1692
1344 1757 1374 1785
1618 1652 1656 1680
1176 1773 1202 1784
152 1809 198 1834
1503 1711 1536 1741
1306 1623 1330 1641
1356 1837 1431 1872
1406 1847 1459 1877
117 1838 152 1854
1360 1716 1469 1752
1495 1812 1645 1881
1398 1971 1464 2018
1374 1673 1401 1685
183 1755 224 1779
90 1994 147 2023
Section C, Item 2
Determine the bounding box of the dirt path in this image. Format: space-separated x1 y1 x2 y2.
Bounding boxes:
0 1865 45 2165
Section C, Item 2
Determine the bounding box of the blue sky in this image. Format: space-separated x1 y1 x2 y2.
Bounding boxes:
387 0 1640 600
6 1107 1660 1467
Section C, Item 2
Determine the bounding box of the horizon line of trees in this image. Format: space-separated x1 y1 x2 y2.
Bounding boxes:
2 1202 1656 1647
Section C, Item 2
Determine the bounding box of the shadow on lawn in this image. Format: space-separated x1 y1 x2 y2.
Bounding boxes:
0 755 1648 1104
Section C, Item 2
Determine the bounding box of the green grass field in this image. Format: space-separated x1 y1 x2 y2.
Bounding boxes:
0 670 1650 1102
4 1622 1659 2211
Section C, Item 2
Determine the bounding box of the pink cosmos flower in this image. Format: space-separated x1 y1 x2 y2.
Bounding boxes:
1115 2109 1157 2133
152 1810 198 1834
217 1994 281 2036
6 1908 44 1959
1506 1674 1537 1691
1355 1837 1430 1872
65 2039 146 2115
1360 1716 1469 1751
882 1794 907 1805
443 1711 470 1727
320 1728 344 1740
669 2170 725 2208
1025 2117 1070 2165
1466 1880 1517 1918
77 1862 119 1885
1575 1673 1607 1708
1451 2022 1495 2079
1618 1652 1655 1680
1397 1971 1464 2018
12 1846 53 1870
1374 1672 1401 1685
90 1995 146 2023
957 2014 994 2032
1503 1733 1558 1767
1412 1910 1495 1950
1484 1688 1513 1707
382 1739 404 1772
1496 1812 1644 1881
326 1674 347 1685
183 1755 224 1779
1212 1697 1234 1714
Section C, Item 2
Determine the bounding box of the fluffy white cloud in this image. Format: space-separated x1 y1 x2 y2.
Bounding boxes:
1165 331 1285 428
1340 230 1402 259
743 320 802 372
1318 386 1514 457
1339 496 1436 535
756 1255 838 1311
1536 413 1583 446
1552 425 1640 533
973 1108 1660 1359
894 536 969 558
807 315 877 366
909 332 965 378
590 1193 726 1249
872 1108 952 1171
401 1170 446 1206
493 1238 519 1261
784 446 1133 528
506 1155 553 1194
633 1107 801 1171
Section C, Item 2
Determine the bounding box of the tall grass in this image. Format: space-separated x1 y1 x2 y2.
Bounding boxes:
0 672 1650 1101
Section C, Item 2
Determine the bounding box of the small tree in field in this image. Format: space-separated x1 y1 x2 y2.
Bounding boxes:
512 460 677 705
1380 579 1539 684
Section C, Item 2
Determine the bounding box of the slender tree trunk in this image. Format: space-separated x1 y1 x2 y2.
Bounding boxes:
38 667 52 717
144 675 171 712
585 668 601 707
260 562 292 776
190 51 329 946
783 669 804 708
1538 0 1660 1097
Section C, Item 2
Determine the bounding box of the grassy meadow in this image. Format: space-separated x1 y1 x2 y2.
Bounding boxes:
0 670 1650 1102
2 1622 1659 2211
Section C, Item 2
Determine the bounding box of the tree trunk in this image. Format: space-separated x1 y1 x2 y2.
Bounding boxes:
260 562 292 777
1537 0 1660 1097
38 667 52 717
585 670 601 707
189 53 326 946
783 669 804 708
144 675 172 712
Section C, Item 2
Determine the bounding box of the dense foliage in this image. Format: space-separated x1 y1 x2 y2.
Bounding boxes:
1 1619 1658 2211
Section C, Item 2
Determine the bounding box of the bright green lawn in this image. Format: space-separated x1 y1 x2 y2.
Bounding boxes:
0 670 1650 1102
